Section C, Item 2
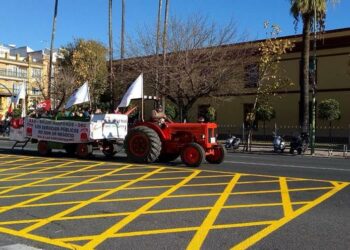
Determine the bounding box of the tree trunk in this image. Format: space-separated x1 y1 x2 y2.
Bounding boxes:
108 0 114 109
161 0 170 108
301 14 311 134
155 0 162 99
329 121 332 144
120 0 125 98
263 120 266 140
48 0 59 102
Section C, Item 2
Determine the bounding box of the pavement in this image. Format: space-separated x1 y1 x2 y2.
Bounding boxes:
0 140 348 249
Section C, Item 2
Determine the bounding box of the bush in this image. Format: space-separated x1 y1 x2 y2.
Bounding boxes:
165 103 178 120
318 99 341 122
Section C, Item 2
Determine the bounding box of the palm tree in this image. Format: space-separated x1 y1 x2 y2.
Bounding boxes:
48 0 59 101
108 0 114 108
161 0 170 110
155 0 163 98
290 0 338 133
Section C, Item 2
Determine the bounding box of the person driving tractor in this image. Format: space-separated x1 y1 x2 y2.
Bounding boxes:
151 104 171 124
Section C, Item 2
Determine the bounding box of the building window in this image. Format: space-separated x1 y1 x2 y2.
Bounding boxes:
244 64 259 88
32 68 42 79
198 104 210 121
198 104 216 122
13 83 20 95
32 87 41 96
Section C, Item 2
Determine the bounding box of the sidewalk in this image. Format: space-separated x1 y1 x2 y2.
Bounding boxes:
228 144 349 159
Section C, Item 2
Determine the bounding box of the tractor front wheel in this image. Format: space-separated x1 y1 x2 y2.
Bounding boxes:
206 144 226 164
125 126 161 163
181 143 205 167
38 141 52 156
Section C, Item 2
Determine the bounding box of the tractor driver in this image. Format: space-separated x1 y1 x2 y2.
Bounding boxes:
151 104 171 125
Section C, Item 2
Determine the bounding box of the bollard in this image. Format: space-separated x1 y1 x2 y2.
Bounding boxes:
344 145 348 158
328 149 333 157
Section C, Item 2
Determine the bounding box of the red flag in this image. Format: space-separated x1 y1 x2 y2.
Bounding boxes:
7 104 12 113
37 100 51 111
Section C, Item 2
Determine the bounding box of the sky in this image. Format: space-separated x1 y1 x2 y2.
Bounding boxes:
1 0 350 52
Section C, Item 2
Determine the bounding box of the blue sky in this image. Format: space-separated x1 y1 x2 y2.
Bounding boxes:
1 0 349 52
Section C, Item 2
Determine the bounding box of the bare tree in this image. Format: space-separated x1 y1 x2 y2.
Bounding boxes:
126 15 251 120
243 24 294 151
52 67 78 110
35 67 77 111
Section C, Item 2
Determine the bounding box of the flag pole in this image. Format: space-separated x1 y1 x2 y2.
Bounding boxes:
141 73 144 122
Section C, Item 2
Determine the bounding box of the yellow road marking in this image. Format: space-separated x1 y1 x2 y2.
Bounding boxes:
0 162 105 213
81 170 200 249
58 220 276 243
187 174 241 250
279 177 293 216
0 201 311 225
21 167 164 234
231 182 349 250
0 160 80 183
0 158 50 175
0 225 76 249
0 161 92 196
158 164 350 184
0 157 34 167
0 154 347 249
0 185 333 201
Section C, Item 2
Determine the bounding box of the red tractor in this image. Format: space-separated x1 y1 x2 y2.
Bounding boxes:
124 121 226 167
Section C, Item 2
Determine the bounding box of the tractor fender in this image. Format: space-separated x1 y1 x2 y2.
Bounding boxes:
133 122 169 141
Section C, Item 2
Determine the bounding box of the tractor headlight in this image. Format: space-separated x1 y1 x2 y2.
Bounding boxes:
201 134 206 140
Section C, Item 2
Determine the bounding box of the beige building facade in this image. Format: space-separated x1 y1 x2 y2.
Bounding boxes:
0 44 49 119
190 28 350 140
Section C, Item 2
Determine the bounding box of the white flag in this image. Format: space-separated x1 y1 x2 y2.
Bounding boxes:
65 81 90 109
15 82 26 105
118 74 143 108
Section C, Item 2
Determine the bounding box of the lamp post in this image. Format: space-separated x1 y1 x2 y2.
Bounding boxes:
310 0 317 155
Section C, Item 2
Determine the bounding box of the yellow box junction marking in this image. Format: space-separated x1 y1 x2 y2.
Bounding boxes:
187 174 241 250
0 154 348 250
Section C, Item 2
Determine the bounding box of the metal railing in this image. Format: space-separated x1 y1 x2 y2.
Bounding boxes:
217 123 350 145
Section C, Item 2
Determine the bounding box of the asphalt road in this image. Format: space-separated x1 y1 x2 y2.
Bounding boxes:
0 139 349 249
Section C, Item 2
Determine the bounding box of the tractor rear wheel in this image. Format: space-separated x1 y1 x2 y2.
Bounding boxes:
206 144 226 164
158 153 179 163
181 143 205 167
76 143 92 159
125 126 161 163
38 141 51 156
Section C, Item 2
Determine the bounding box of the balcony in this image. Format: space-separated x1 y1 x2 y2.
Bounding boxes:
0 68 27 79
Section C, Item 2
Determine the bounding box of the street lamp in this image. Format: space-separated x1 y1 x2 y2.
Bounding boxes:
310 0 317 155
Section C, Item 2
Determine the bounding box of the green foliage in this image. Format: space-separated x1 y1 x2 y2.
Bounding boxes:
290 0 338 32
165 103 178 120
318 99 341 122
60 39 108 105
206 106 216 122
256 104 276 122
256 23 294 105
12 108 22 118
